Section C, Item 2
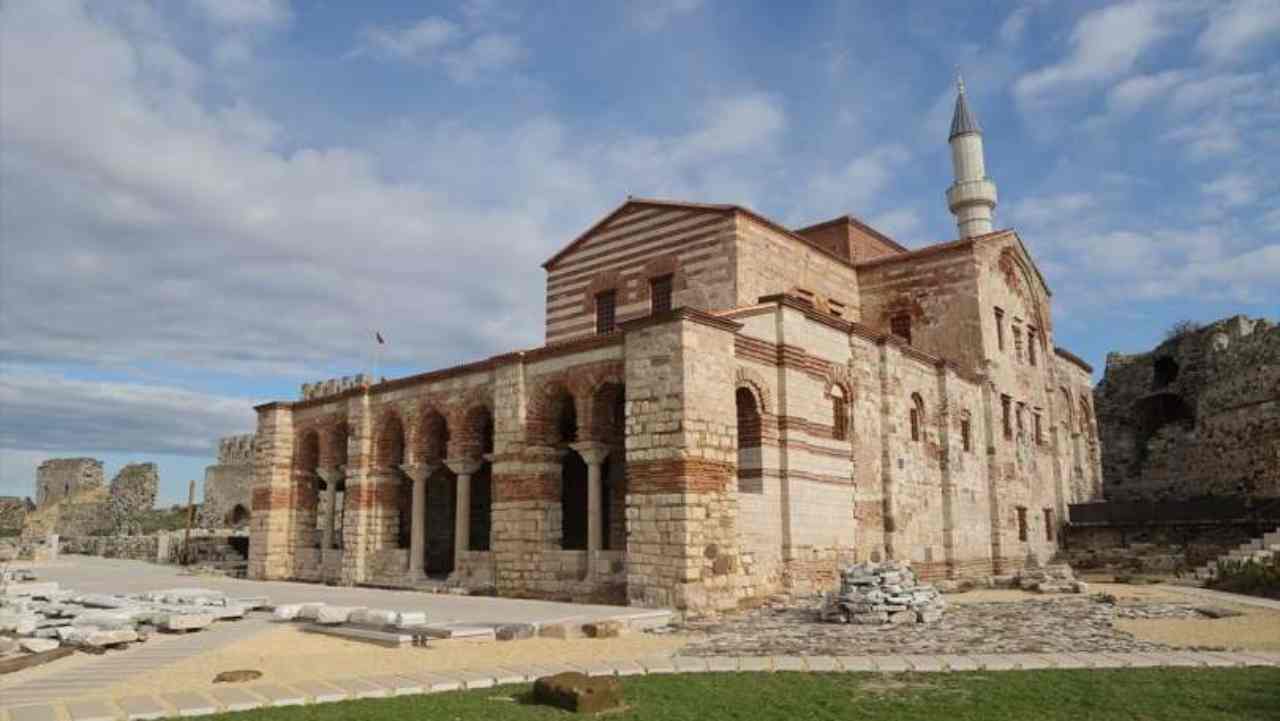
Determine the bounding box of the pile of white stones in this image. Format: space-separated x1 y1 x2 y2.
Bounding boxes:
272 603 426 628
820 561 946 625
0 571 266 659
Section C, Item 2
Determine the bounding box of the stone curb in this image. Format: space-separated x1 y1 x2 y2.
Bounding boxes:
2 651 1277 720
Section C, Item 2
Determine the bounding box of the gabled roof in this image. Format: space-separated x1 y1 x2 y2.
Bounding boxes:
854 228 1053 297
542 197 870 271
793 214 910 254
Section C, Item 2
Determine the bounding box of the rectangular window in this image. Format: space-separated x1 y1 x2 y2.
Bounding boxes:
995 308 1005 351
1044 508 1054 541
1013 326 1023 363
1001 395 1012 440
832 395 848 440
1016 402 1025 436
961 418 972 452
1034 411 1043 445
910 407 920 442
595 290 616 335
829 300 845 318
1028 327 1038 366
890 313 912 345
650 274 673 314
1017 506 1028 542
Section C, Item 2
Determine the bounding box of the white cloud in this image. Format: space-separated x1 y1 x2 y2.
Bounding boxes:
801 145 911 222
1169 72 1265 113
357 17 460 60
189 0 290 28
1161 116 1244 158
1201 173 1259 207
1197 0 1280 63
1009 193 1097 226
999 3 1037 46
628 0 704 31
1106 70 1185 114
1015 1 1183 106
867 208 922 244
442 33 524 83
0 365 255 457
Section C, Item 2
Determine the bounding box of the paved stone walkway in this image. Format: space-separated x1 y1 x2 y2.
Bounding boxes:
1 651 1277 720
0 618 274 706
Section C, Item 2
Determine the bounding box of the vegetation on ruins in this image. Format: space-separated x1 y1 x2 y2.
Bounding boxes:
189 669 1280 721
1209 556 1280 600
1163 319 1202 341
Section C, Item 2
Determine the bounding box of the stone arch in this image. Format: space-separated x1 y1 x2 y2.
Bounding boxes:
415 406 449 463
734 366 772 416
227 504 250 527
294 428 322 548
375 411 407 470
1078 398 1093 439
530 381 579 447
323 420 349 469
736 386 763 493
587 381 626 445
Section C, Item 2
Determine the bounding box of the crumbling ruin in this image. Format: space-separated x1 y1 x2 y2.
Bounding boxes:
1095 315 1280 501
34 458 103 508
201 435 254 529
0 497 33 534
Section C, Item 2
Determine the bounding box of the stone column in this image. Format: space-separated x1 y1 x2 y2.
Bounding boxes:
446 457 483 571
570 441 610 564
399 462 438 577
316 466 344 552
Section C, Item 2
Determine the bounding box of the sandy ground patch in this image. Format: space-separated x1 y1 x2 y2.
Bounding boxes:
101 626 692 698
1115 605 1280 651
942 582 1193 605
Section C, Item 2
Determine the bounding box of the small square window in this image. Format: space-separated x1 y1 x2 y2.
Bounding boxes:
650 274 673 314
595 290 616 335
890 313 912 345
961 418 972 452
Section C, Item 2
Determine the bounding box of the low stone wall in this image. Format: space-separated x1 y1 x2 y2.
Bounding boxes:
59 530 246 566
60 534 164 562
1063 522 1263 576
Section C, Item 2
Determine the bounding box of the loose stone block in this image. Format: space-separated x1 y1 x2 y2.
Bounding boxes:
532 672 623 714
20 638 60 653
271 604 302 621
582 620 623 639
158 614 214 632
495 623 535 641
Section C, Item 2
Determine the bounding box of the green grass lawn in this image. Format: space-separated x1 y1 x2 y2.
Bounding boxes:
199 668 1280 720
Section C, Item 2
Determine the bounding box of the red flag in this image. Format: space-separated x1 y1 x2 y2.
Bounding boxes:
375 331 385 344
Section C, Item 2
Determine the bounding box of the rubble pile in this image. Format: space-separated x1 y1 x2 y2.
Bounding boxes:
1017 563 1088 594
819 561 946 625
0 571 266 661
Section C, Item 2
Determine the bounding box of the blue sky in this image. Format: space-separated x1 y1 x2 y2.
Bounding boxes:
1 0 1277 503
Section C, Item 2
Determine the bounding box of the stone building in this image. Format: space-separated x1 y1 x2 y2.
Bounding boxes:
108 463 159 535
202 435 255 529
249 83 1102 613
34 457 103 508
1095 315 1279 501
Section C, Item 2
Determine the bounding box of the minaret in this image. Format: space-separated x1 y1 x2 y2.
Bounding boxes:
946 75 998 238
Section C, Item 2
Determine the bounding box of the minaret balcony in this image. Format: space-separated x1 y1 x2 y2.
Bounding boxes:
946 179 998 210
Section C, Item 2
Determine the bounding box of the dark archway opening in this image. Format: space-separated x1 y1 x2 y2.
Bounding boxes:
736 387 762 493
561 450 588 550
227 504 250 527
1153 356 1179 389
425 466 456 576
1132 392 1196 468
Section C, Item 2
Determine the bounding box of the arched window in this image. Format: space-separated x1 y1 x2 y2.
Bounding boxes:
909 393 925 442
831 385 848 441
736 387 763 494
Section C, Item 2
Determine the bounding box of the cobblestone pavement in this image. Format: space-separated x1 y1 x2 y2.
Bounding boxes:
673 596 1215 657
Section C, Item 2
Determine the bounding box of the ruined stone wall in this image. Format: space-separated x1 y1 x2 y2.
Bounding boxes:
0 496 31 533
108 463 158 535
1096 315 1280 501
202 434 255 529
22 485 112 539
34 457 103 508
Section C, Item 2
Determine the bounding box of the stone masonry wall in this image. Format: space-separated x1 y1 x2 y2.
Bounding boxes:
202 434 255 529
1095 315 1279 501
34 457 103 508
108 463 158 535
0 496 31 533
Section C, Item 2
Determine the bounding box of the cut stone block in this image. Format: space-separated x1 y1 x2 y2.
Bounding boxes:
6 703 60 721
232 597 271 610
395 611 427 627
314 605 363 625
1196 606 1245 619
365 675 424 696
327 677 389 699
422 623 495 641
271 604 303 621
495 623 535 641
295 603 325 621
20 638 60 653
116 695 167 721
533 672 623 714
159 691 218 717
64 700 119 721
158 614 214 632
303 624 414 647
72 611 137 630
4 582 60 597
248 684 307 707
582 620 623 638
349 608 398 627
208 687 263 712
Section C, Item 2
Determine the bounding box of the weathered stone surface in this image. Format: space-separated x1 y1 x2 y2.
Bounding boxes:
272 604 303 621
495 623 534 641
20 638 59 653
348 608 398 627
315 606 362 625
81 628 138 647
202 434 255 529
532 672 623 714
213 669 263 683
158 613 214 631
583 620 623 639
1195 606 1244 619
107 463 158 536
1096 315 1280 501
34 458 103 508
0 637 18 654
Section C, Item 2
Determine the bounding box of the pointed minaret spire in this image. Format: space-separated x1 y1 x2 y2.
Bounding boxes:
945 74 998 238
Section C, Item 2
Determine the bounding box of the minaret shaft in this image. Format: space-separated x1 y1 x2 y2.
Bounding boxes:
946 77 997 239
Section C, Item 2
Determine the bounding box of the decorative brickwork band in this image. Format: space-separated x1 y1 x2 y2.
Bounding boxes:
628 458 735 495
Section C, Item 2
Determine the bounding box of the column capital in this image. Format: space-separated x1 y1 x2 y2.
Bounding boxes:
569 441 610 465
315 466 345 485
445 456 483 476
399 462 441 484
